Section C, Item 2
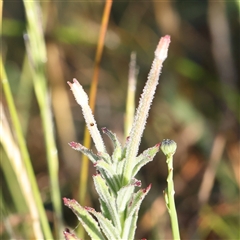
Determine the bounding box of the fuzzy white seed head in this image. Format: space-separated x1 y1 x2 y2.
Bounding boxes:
155 35 171 61
68 78 89 106
68 78 105 153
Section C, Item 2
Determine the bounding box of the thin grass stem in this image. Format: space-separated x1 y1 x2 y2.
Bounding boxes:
1 58 52 239
23 1 63 237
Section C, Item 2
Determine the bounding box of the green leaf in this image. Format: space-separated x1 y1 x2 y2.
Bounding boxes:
94 160 121 190
94 160 114 176
68 142 100 163
86 207 121 240
99 171 118 196
102 127 122 162
98 151 112 164
126 184 151 219
122 185 151 239
93 175 121 231
121 211 138 240
99 198 112 220
132 143 160 177
121 136 130 159
116 158 125 176
63 198 105 240
116 181 136 213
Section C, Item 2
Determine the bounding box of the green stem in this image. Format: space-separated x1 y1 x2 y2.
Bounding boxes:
1 57 53 239
166 155 181 240
23 1 63 237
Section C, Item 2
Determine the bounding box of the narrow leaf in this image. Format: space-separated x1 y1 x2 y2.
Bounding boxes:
99 198 112 220
86 207 121 240
116 158 125 176
63 198 105 240
122 185 151 240
132 143 160 177
121 211 138 240
102 127 122 162
98 151 112 164
99 170 118 196
117 182 136 213
94 160 114 176
126 184 151 219
93 175 121 231
68 142 100 164
121 136 130 159
94 160 121 189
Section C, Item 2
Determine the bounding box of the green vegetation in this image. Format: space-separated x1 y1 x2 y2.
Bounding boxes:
1 1 239 239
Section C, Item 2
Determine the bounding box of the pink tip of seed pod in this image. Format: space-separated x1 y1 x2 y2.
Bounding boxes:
155 35 171 61
68 141 79 148
63 197 69 204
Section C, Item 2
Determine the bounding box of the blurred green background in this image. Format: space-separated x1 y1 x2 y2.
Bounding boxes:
1 1 239 239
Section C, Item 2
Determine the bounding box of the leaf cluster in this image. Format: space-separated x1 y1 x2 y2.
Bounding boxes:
64 128 160 240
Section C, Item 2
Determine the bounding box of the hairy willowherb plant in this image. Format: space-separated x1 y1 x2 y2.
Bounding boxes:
63 35 179 240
